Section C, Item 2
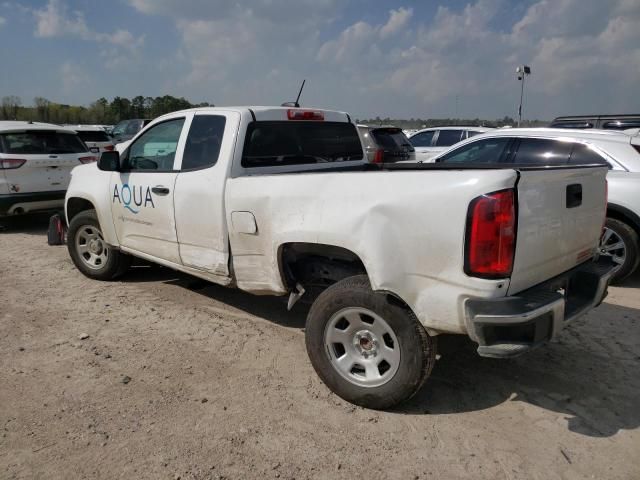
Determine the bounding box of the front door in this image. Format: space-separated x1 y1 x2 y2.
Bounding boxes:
173 111 239 277
110 116 188 264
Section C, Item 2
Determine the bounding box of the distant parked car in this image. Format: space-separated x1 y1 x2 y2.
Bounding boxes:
110 118 151 144
431 128 640 282
550 114 640 131
357 125 415 163
69 125 115 156
0 121 96 217
407 126 492 161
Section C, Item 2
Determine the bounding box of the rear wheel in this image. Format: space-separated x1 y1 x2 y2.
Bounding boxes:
67 209 130 280
305 275 436 409
600 218 639 283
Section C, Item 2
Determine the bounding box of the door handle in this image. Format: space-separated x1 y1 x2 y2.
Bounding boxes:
152 186 170 195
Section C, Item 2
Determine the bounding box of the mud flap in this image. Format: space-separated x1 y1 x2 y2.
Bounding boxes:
47 213 66 246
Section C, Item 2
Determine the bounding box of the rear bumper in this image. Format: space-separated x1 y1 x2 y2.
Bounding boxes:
465 258 616 358
0 191 66 216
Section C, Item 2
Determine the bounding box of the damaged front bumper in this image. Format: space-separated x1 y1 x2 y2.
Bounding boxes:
465 258 616 358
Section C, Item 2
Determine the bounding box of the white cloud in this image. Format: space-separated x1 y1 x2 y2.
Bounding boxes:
33 0 144 58
42 0 638 119
0 16 6 27
380 7 413 39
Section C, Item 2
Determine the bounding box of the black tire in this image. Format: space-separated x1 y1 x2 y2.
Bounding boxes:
305 275 436 410
603 218 639 284
67 209 130 280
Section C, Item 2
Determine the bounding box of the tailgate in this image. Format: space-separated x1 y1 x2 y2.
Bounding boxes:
0 153 81 193
508 166 608 294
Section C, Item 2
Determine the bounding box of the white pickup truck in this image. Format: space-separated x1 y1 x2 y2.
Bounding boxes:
65 107 615 409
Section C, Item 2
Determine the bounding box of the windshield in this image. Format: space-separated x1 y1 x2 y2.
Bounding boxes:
242 121 363 168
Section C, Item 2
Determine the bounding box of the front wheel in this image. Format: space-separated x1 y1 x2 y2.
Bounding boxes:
67 209 130 280
305 275 436 409
600 218 639 284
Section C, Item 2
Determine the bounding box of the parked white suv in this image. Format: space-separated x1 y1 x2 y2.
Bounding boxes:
68 125 115 156
408 126 492 161
431 128 640 282
0 121 95 218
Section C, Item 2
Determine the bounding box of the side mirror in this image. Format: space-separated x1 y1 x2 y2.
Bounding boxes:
98 150 120 171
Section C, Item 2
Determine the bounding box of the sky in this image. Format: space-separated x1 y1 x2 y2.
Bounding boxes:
0 0 638 120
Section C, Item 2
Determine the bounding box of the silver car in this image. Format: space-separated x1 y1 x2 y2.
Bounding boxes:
357 125 416 163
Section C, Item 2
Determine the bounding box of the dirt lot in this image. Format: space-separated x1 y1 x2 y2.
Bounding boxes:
1 215 639 480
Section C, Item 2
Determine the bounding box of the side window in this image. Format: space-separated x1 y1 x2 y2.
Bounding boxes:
125 120 140 135
466 130 483 139
111 121 126 136
437 137 511 164
513 138 572 165
550 121 593 129
182 115 226 170
569 143 608 166
409 131 435 147
602 120 640 130
435 130 463 147
125 118 185 171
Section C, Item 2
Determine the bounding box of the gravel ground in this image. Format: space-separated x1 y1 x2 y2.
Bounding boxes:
1 215 639 480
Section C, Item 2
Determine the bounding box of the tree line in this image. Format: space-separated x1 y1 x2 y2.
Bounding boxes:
356 116 549 128
0 95 212 125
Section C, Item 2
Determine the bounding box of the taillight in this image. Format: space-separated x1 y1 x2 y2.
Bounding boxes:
79 156 97 164
104 145 115 151
287 109 324 121
373 148 384 164
0 158 27 169
465 189 516 278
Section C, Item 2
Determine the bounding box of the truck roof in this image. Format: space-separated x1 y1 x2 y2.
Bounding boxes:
154 106 353 123
0 120 79 134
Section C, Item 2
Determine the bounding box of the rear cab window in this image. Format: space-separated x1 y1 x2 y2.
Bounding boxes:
0 130 87 154
241 121 363 169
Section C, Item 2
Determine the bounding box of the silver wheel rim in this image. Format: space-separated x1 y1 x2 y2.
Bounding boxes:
75 225 109 270
324 307 400 388
600 227 626 268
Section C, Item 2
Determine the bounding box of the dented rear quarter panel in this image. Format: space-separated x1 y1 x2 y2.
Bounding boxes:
226 169 518 334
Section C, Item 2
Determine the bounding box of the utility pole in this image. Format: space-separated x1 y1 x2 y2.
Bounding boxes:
516 65 531 127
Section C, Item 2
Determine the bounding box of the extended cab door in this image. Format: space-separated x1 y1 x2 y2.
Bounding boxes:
173 111 240 278
110 115 188 264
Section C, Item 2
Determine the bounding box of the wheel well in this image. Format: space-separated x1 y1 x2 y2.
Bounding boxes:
66 197 95 223
607 205 640 237
279 243 367 292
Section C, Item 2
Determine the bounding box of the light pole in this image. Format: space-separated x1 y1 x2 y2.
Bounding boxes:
516 65 531 127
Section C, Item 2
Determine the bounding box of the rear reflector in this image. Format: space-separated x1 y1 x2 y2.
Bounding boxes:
0 158 27 169
287 109 324 121
79 156 97 164
465 189 516 278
